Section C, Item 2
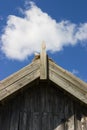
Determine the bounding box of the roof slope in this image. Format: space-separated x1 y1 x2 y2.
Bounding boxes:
49 59 87 104
0 43 87 104
0 59 40 101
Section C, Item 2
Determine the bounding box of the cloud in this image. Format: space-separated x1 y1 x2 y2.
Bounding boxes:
0 2 87 60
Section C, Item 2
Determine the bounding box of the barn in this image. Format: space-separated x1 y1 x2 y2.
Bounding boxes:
0 43 87 130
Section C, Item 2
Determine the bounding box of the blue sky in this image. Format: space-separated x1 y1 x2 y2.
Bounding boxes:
0 0 87 82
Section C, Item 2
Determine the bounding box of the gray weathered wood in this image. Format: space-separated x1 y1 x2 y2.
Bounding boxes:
75 104 87 130
49 60 87 104
40 42 47 79
0 82 87 130
64 98 74 130
0 59 40 90
0 59 40 101
0 52 87 106
49 60 87 92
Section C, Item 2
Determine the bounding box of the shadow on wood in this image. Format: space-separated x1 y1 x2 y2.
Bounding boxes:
0 81 87 130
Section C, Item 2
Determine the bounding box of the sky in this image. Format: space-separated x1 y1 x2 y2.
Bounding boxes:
0 0 87 82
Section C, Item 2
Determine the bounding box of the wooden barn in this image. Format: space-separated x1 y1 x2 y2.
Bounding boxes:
0 43 87 130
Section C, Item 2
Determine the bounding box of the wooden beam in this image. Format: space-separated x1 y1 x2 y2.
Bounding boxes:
49 60 87 105
0 60 40 101
40 41 48 79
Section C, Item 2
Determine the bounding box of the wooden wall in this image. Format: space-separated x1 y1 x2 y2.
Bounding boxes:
0 81 87 130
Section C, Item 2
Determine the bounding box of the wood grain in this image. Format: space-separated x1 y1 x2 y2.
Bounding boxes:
0 82 87 130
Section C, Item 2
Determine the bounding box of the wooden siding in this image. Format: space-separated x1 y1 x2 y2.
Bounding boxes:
0 82 87 130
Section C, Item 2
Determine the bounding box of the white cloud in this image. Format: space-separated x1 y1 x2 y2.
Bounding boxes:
0 2 87 60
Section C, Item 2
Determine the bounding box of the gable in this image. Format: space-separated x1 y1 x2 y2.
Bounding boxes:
0 59 40 101
0 43 87 105
49 59 87 104
0 81 87 130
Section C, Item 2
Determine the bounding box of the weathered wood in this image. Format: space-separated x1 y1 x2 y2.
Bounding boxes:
9 106 19 130
49 60 87 92
64 98 74 130
0 67 40 101
0 82 87 130
49 60 87 104
0 59 40 90
40 42 48 79
0 51 87 106
75 104 87 130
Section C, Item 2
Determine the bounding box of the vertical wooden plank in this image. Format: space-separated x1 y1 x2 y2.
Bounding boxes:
40 85 46 112
0 104 11 130
75 104 87 130
45 85 53 113
27 112 33 130
18 111 27 130
40 41 48 79
54 115 65 130
75 104 82 130
53 89 65 130
42 112 48 130
32 112 41 130
10 108 19 130
9 97 20 130
48 113 54 130
64 97 75 130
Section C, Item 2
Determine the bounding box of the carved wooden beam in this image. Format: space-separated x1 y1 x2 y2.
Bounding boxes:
40 41 48 79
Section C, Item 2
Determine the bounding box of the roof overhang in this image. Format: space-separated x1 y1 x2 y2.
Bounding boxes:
0 42 87 104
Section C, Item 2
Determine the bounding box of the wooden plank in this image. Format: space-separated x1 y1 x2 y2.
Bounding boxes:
9 99 20 130
49 64 87 104
48 114 54 130
0 105 11 130
40 42 47 79
18 111 27 130
75 104 87 130
54 115 65 130
53 88 65 130
0 59 40 90
64 98 74 130
1 79 87 130
32 112 41 130
42 112 48 130
49 60 87 92
0 69 40 101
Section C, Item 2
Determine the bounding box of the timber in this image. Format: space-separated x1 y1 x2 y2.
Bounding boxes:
40 41 48 79
0 42 87 130
49 60 87 104
0 59 40 101
0 44 87 104
0 83 87 130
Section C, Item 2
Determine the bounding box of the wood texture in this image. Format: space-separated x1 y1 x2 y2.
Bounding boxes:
0 59 40 101
0 56 87 105
49 60 87 104
0 82 87 130
40 42 47 79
